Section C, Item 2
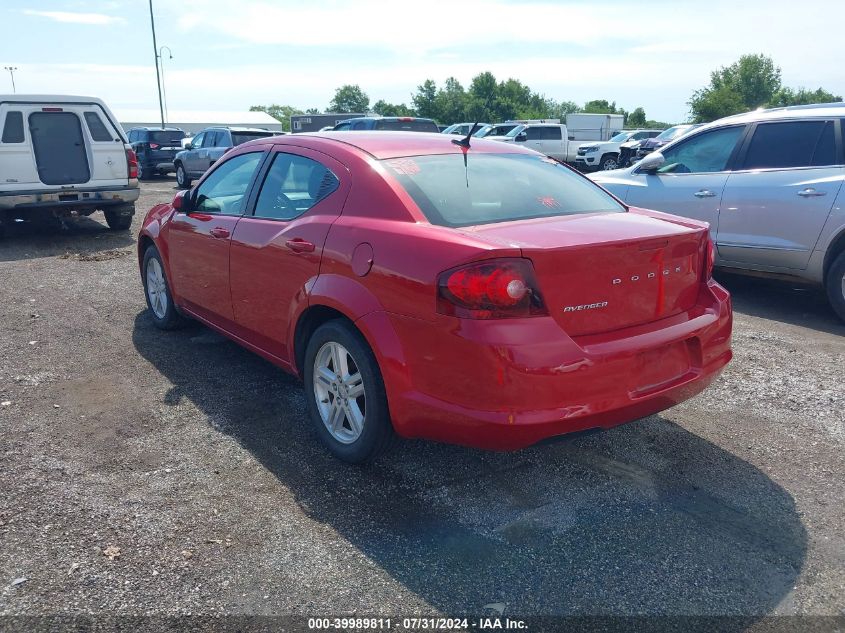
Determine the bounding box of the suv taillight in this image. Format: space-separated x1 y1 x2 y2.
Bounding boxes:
704 237 715 280
126 148 138 179
148 142 160 149
437 258 547 319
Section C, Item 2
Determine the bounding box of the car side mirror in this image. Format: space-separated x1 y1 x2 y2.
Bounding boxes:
516 132 527 142
638 151 665 173
184 142 193 150
172 190 189 212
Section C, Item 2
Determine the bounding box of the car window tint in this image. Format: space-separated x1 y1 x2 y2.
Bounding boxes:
658 126 744 174
525 127 542 141
811 121 836 166
351 120 368 130
2 111 24 143
194 152 262 215
254 153 339 221
84 112 113 142
191 132 205 148
334 122 351 131
203 131 220 148
743 120 830 169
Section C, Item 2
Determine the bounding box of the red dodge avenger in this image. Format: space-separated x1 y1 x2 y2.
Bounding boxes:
139 131 732 462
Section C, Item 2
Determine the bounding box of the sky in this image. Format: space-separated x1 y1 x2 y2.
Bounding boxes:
2 0 844 124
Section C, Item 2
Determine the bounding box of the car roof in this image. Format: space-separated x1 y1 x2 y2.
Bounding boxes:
130 126 184 131
691 102 845 135
246 131 537 160
0 94 109 104
337 116 437 123
203 126 278 132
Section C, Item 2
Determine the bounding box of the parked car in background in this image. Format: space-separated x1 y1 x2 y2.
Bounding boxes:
127 127 187 180
0 94 138 235
475 123 521 138
486 123 584 162
590 103 845 320
331 116 439 132
634 124 701 160
174 126 280 188
442 122 491 135
576 129 663 171
139 131 731 462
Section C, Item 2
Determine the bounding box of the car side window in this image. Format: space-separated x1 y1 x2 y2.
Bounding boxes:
525 127 542 141
334 122 351 131
657 126 745 174
203 131 219 148
1 111 25 143
742 120 836 170
84 112 113 142
191 132 205 148
254 153 339 221
194 152 263 215
352 120 368 130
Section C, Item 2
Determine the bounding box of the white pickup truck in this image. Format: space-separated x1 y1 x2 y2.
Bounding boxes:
485 123 584 163
574 129 663 171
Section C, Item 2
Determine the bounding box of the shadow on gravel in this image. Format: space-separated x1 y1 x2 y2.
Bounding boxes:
715 271 845 336
133 312 806 623
0 215 134 262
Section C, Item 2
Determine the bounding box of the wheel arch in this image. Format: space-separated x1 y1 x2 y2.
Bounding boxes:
823 226 845 282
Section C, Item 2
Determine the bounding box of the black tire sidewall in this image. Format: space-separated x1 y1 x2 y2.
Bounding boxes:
303 320 392 463
826 252 845 321
142 246 182 329
176 164 190 189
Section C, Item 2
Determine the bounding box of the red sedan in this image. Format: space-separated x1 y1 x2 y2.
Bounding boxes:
139 132 732 462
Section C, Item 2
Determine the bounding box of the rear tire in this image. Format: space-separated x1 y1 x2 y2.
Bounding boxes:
825 250 845 322
304 320 394 463
176 163 191 189
142 245 186 330
104 204 134 231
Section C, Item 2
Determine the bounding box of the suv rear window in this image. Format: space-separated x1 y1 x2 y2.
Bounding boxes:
231 131 275 145
149 130 186 145
374 119 439 132
1 111 24 143
385 153 623 227
742 120 837 169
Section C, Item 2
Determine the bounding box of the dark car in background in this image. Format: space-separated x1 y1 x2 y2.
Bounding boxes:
127 127 187 180
331 116 439 132
174 126 280 188
634 124 701 161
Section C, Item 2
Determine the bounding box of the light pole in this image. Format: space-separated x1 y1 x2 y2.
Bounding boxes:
148 0 165 128
4 66 17 93
157 46 173 126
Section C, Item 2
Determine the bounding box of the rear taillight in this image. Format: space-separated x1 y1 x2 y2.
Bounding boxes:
437 258 547 319
126 148 138 179
149 142 160 149
704 237 715 280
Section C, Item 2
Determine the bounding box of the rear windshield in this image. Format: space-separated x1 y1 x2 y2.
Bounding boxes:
232 131 275 145
374 119 439 132
150 130 186 144
385 153 624 228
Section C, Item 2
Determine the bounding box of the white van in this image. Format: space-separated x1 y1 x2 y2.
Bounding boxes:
0 94 139 236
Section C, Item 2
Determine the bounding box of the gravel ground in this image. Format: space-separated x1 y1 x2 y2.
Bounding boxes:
0 180 843 630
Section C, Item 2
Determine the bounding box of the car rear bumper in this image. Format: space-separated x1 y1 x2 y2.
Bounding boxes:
363 281 732 450
0 185 140 211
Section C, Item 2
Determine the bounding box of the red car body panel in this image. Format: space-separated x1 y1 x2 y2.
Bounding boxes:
139 132 732 451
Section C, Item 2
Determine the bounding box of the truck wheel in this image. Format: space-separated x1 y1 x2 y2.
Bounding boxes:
142 245 186 330
104 204 134 231
176 163 191 189
599 154 620 171
304 320 394 463
825 250 845 322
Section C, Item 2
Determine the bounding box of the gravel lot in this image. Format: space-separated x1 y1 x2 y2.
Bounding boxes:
0 180 843 629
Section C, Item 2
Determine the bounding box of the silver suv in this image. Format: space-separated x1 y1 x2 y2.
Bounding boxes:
590 103 845 320
174 126 280 188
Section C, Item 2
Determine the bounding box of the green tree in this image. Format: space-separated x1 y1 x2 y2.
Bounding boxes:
328 84 370 113
583 99 619 114
689 84 748 123
434 77 468 124
689 54 784 122
550 100 581 119
627 107 647 128
372 99 415 117
769 86 842 107
412 79 438 119
249 104 303 132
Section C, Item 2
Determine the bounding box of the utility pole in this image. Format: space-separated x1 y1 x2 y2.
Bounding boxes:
4 66 17 93
148 0 165 128
158 46 173 126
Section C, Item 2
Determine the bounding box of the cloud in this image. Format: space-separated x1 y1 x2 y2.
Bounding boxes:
22 10 126 25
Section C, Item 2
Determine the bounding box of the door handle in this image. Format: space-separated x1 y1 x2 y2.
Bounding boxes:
694 190 716 198
797 188 826 197
285 238 316 253
210 227 230 239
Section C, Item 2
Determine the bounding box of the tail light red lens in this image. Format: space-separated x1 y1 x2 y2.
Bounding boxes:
149 142 160 149
437 258 547 319
704 237 715 280
126 148 138 179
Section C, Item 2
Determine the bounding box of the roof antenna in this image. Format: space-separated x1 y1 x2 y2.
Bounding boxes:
452 121 481 149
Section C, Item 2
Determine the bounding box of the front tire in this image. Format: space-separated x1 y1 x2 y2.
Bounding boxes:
104 204 134 231
599 153 620 171
176 163 191 189
142 245 186 330
304 320 394 463
825 251 845 322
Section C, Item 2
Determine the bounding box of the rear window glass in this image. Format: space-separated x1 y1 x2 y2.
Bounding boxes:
743 120 837 169
83 112 113 142
1 111 24 143
231 131 275 145
386 153 624 228
150 130 186 145
374 119 439 132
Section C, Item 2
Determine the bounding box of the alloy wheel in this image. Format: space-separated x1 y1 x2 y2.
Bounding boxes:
146 258 168 319
312 341 366 444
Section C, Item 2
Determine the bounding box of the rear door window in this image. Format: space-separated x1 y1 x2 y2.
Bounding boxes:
1 111 24 143
203 131 220 148
254 153 340 220
742 120 836 169
83 112 114 142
